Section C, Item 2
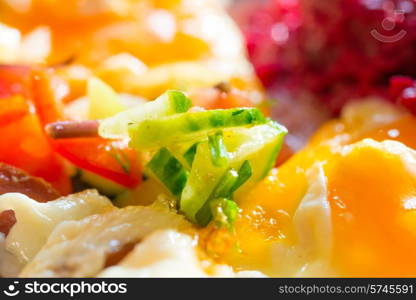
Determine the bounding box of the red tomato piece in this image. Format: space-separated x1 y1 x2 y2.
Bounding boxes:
0 66 71 194
189 87 255 110
52 138 142 188
0 65 32 98
31 69 142 188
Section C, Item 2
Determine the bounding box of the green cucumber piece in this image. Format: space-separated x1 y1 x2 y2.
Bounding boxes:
128 108 267 150
195 161 252 226
232 160 253 192
180 122 286 224
113 178 169 208
194 170 238 227
182 142 199 168
79 170 126 197
210 198 239 230
208 131 228 167
99 90 192 139
146 147 188 197
225 121 287 195
180 142 227 222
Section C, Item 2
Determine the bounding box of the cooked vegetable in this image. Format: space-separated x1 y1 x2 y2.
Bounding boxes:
99 90 192 139
129 108 267 149
146 147 188 197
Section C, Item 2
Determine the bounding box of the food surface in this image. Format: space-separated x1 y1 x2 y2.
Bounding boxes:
0 0 416 278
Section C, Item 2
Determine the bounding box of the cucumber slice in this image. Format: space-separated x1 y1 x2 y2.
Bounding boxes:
180 142 228 222
195 162 251 227
99 90 192 139
180 122 287 223
225 121 287 195
198 198 238 230
129 108 267 150
210 198 239 230
113 178 169 208
146 147 188 197
79 170 126 197
208 131 228 167
182 142 199 168
231 160 253 192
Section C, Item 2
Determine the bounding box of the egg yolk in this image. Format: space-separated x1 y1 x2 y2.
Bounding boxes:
216 101 416 277
328 140 416 277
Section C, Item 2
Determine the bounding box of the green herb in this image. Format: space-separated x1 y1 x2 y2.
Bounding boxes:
107 145 131 174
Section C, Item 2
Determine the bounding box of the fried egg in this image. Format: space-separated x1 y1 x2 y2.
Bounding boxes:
209 100 416 277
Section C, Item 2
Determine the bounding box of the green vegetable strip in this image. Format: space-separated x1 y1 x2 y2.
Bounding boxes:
180 142 227 222
231 160 253 193
129 108 267 149
258 121 288 179
212 169 239 199
195 169 238 227
146 147 188 197
195 161 252 227
170 90 193 113
99 90 192 139
210 198 239 230
208 131 228 167
183 142 199 168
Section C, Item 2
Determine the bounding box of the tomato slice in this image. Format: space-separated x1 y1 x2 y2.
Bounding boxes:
31 68 67 124
0 65 32 126
0 66 142 192
31 69 142 188
53 138 141 188
0 65 32 98
0 95 30 127
190 87 255 110
0 66 71 194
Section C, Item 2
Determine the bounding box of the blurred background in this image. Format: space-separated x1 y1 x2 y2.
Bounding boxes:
229 0 416 149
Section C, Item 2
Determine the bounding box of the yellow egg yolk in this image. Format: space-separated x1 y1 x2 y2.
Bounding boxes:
209 100 416 277
328 139 416 277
